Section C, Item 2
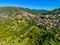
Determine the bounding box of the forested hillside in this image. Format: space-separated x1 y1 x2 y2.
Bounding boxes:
0 7 60 45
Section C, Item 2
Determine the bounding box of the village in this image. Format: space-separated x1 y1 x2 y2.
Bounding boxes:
20 11 60 29
0 0 60 44
17 11 60 39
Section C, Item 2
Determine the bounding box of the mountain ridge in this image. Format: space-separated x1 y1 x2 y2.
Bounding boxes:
0 7 60 17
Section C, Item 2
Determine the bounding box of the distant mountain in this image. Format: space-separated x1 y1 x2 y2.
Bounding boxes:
52 8 60 15
0 7 50 16
0 7 60 17
19 8 50 15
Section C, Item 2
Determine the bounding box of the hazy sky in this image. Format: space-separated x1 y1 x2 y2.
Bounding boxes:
0 0 60 10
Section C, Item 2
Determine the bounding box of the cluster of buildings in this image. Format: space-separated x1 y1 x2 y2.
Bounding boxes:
15 11 60 29
12 11 60 40
24 13 60 35
36 14 60 29
27 14 60 40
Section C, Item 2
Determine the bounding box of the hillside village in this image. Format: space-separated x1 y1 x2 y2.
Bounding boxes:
11 10 60 39
16 11 60 29
0 7 60 45
0 7 60 39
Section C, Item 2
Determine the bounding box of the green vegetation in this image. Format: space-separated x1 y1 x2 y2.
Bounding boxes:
0 7 21 16
0 7 50 15
0 7 60 45
0 7 60 15
0 16 60 45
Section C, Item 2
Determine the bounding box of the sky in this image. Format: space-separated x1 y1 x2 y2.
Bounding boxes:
0 0 60 10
